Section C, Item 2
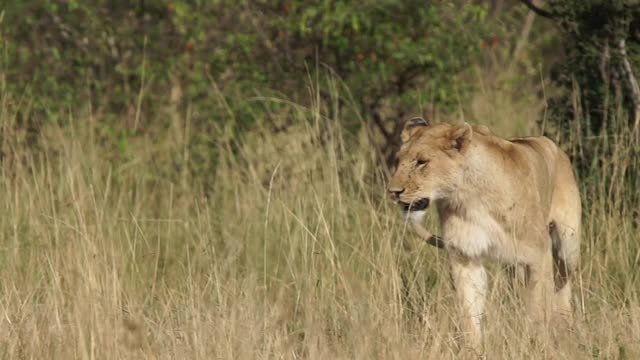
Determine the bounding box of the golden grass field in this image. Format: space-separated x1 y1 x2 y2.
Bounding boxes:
1 82 639 359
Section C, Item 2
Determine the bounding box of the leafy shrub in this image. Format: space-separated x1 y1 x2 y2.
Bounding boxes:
532 0 640 210
3 0 490 155
544 0 640 138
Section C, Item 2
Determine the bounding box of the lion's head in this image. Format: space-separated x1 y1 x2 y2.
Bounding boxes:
388 118 473 212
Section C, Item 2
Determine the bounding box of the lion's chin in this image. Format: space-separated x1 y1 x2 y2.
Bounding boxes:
399 198 430 212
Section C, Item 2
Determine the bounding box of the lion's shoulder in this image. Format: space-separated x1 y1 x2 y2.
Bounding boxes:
472 132 561 176
506 136 558 158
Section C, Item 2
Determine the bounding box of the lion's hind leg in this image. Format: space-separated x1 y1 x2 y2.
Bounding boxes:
549 220 579 317
549 156 582 318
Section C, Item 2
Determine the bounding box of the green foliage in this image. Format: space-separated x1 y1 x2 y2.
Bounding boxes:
3 0 490 153
547 0 640 135
540 0 640 210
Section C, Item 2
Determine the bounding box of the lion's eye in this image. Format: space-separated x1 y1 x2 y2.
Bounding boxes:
416 159 429 168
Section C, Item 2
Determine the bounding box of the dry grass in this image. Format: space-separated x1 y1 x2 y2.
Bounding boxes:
0 83 639 359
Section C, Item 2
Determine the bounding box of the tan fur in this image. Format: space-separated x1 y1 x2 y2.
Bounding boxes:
388 120 581 353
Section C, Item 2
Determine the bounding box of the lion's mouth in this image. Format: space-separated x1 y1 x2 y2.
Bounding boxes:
399 198 430 212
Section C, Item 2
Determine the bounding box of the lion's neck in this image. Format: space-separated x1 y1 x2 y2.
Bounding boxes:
441 146 508 214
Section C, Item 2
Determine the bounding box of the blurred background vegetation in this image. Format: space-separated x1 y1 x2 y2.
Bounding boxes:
3 0 491 164
2 0 640 220
4 0 639 161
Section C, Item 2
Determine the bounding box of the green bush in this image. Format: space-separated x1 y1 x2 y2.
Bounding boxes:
545 0 640 137
3 0 490 154
533 0 640 210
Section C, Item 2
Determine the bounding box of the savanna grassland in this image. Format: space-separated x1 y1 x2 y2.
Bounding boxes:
2 1 640 359
1 79 639 359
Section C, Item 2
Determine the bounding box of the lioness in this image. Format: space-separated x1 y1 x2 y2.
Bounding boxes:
388 118 581 352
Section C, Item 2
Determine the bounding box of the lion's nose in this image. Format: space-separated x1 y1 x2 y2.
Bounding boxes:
388 187 405 198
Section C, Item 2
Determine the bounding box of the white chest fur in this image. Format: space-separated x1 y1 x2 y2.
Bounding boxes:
442 207 514 261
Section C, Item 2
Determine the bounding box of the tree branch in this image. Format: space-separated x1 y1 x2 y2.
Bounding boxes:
518 0 556 19
367 63 427 145
369 105 392 143
619 39 640 134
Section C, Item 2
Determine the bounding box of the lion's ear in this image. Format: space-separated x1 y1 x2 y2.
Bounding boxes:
401 117 430 142
449 123 473 151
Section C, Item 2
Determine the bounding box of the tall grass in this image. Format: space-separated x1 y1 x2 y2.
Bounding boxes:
0 78 639 359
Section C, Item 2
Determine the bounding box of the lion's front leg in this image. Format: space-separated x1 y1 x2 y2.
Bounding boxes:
449 252 487 354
